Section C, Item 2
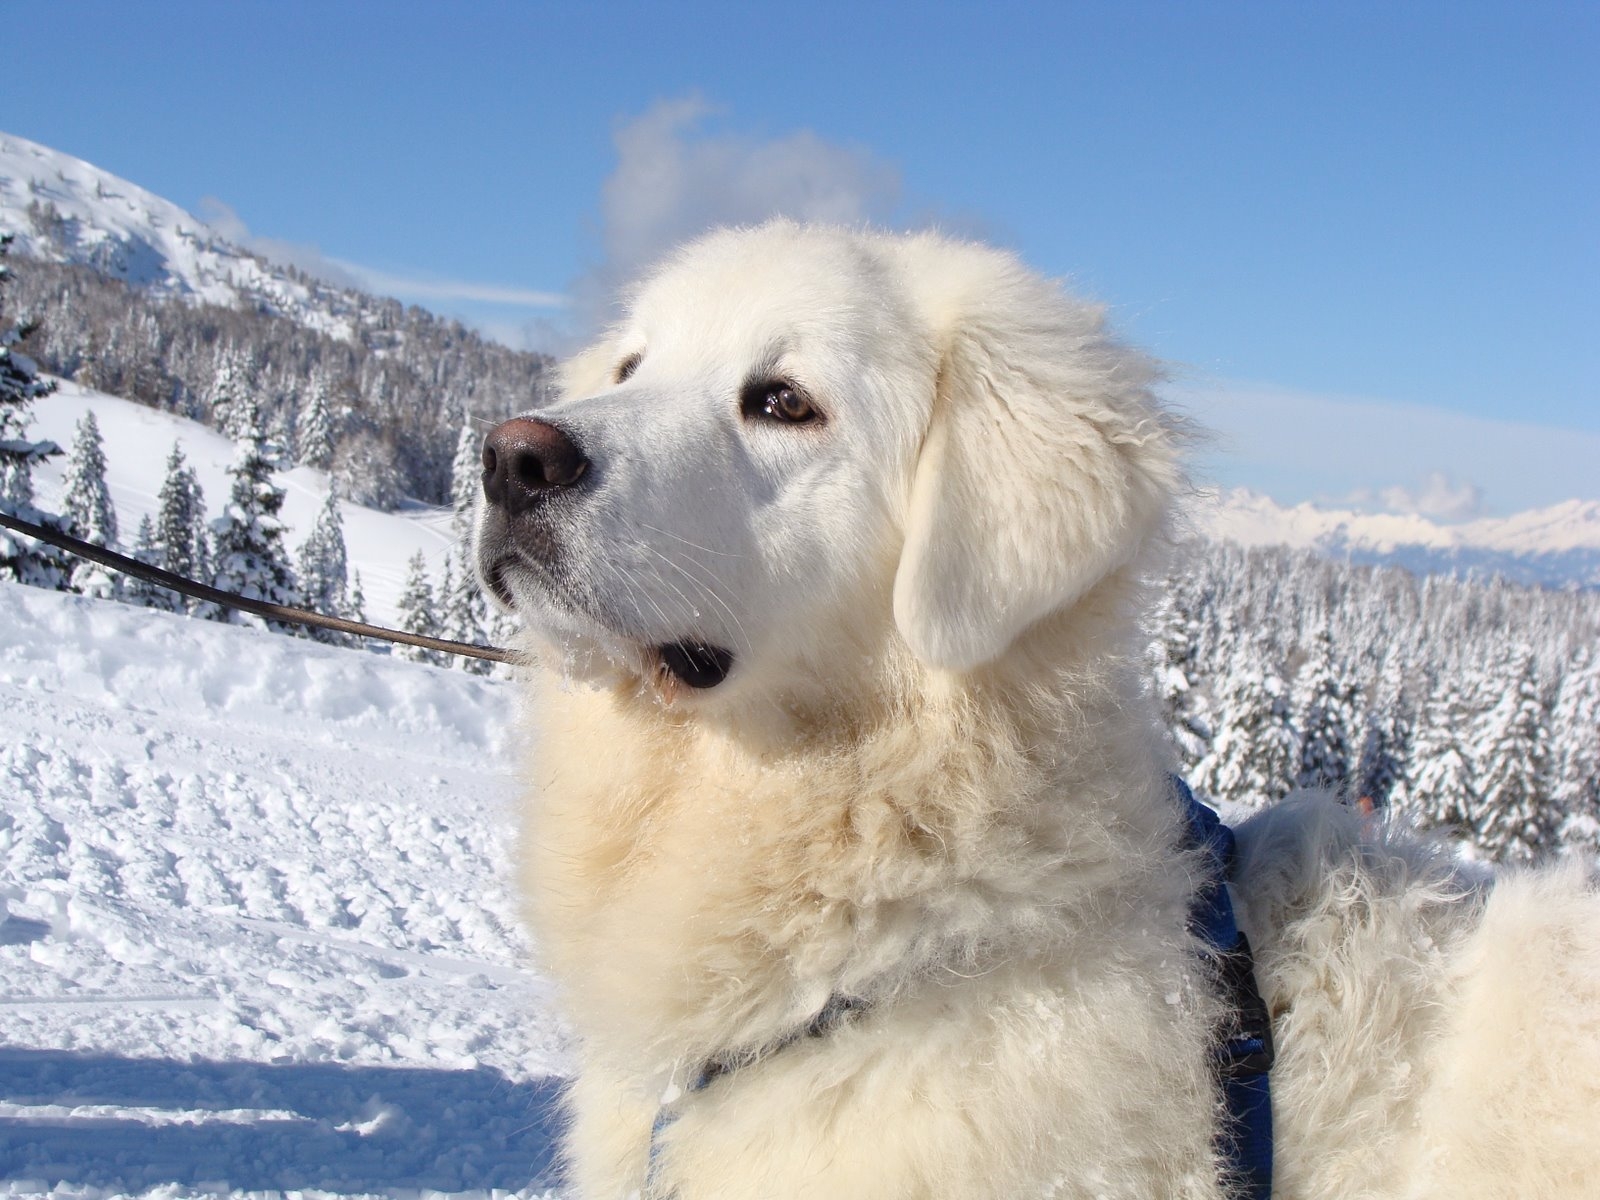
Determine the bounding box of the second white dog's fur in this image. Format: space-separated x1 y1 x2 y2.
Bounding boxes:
479 222 1600 1198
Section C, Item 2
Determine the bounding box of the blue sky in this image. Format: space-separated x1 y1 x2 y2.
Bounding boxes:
3 1 1595 515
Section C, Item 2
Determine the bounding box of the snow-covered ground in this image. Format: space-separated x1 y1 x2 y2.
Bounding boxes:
0 581 568 1198
29 379 460 627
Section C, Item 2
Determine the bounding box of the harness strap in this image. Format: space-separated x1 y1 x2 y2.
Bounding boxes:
647 993 867 1195
1174 775 1276 1200
645 787 1274 1200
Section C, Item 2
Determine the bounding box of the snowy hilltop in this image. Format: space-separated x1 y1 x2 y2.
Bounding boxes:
1203 487 1600 590
0 132 361 338
0 129 551 509
0 581 566 1198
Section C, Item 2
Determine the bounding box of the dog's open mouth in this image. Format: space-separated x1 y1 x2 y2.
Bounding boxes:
657 641 735 689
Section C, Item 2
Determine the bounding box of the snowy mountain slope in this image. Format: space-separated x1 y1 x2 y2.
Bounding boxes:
0 580 566 1198
1201 488 1600 588
0 132 360 339
27 379 464 626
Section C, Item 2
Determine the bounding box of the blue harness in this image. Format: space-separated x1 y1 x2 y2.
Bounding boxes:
1175 775 1276 1200
650 780 1275 1199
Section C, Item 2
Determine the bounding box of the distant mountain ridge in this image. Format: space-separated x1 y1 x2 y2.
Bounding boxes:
1203 489 1600 589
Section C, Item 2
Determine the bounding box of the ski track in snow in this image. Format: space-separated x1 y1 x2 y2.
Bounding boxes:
0 582 570 1198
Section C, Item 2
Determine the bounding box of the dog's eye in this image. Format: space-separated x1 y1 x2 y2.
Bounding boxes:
615 353 643 384
742 380 820 425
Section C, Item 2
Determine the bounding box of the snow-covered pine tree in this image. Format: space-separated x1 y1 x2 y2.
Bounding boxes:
151 442 207 613
1550 647 1600 854
1193 646 1297 811
296 372 336 470
296 488 351 645
347 568 370 625
441 548 492 673
209 351 253 441
267 399 296 470
1354 721 1398 814
449 419 482 538
396 550 445 666
61 410 118 547
1294 626 1355 793
210 400 301 632
1472 649 1555 862
59 409 120 597
122 513 165 609
190 518 216 617
343 568 380 654
483 600 520 678
438 554 456 632
0 232 75 590
1354 659 1411 813
443 418 491 671
1149 592 1212 773
1408 676 1477 839
331 427 403 509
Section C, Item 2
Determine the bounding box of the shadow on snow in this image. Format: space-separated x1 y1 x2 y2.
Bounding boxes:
0 1047 566 1194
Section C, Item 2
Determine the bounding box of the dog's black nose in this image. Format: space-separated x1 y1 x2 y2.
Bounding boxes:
481 417 589 515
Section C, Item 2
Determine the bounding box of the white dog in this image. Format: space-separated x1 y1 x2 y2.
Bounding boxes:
475 222 1600 1199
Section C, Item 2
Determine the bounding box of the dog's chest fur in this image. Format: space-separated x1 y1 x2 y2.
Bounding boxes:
518 658 1244 1197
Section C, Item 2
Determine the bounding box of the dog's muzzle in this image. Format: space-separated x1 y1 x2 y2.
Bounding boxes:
475 417 737 689
475 417 588 608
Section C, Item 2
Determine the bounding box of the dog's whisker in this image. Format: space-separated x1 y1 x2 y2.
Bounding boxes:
637 541 753 654
620 546 704 634
596 555 678 650
639 522 748 561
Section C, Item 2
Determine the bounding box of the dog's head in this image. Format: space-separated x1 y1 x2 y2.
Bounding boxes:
476 222 1179 703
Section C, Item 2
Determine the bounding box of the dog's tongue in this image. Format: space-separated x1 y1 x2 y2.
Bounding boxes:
659 641 734 688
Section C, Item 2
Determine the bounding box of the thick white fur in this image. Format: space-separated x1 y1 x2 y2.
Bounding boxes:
486 222 1600 1198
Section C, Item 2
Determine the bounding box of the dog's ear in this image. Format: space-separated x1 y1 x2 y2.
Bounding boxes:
891 242 1180 671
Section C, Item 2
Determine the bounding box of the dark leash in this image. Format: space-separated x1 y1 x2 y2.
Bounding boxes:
0 509 516 665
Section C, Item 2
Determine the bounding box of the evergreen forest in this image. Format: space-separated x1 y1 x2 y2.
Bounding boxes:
6 254 552 508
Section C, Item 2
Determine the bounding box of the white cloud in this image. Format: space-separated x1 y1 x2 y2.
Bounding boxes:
1171 378 1600 517
196 197 567 312
571 96 903 327
196 99 907 348
324 262 567 309
1339 472 1486 520
1382 473 1485 520
196 197 366 291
